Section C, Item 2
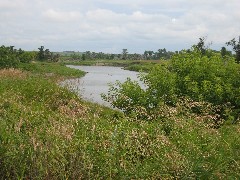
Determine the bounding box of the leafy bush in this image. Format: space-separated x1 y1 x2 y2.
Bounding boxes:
0 46 36 68
170 50 240 105
19 51 36 63
103 50 240 123
0 46 19 68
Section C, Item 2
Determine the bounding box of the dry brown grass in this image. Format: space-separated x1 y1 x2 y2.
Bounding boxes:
0 68 27 79
58 99 89 119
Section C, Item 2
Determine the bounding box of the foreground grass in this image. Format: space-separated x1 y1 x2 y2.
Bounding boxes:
0 66 239 179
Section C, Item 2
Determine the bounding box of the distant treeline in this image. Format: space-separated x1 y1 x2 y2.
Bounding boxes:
67 48 174 61
1 36 240 69
66 37 240 62
67 48 232 61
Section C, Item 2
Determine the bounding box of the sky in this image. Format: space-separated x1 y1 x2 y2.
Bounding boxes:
0 0 239 53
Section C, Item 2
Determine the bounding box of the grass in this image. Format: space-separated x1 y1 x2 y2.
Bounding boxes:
18 62 85 78
0 63 239 179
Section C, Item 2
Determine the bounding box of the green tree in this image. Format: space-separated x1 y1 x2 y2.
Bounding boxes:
70 53 81 60
220 47 232 57
44 49 51 60
122 49 128 60
195 37 208 56
144 51 154 60
51 53 60 62
148 51 154 59
85 51 92 60
226 37 240 63
157 48 169 59
38 46 45 61
82 54 86 61
220 47 227 57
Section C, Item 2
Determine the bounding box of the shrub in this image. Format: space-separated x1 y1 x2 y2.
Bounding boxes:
103 49 240 123
0 46 19 68
19 51 36 63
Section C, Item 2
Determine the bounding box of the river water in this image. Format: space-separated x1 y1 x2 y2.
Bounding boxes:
63 65 142 107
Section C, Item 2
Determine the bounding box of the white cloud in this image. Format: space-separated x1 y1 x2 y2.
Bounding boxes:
0 0 239 52
43 9 82 22
0 0 25 8
86 9 126 24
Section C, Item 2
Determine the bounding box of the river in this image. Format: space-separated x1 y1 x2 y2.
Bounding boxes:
62 65 142 107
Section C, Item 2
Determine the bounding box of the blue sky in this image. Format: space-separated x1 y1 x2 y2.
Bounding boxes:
0 0 239 53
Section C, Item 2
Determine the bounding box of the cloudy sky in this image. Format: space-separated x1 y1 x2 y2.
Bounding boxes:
0 0 239 53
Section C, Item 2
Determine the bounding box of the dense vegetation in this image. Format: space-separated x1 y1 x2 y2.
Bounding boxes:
37 46 60 62
0 45 61 70
0 45 36 68
62 48 174 61
103 49 240 125
0 40 240 178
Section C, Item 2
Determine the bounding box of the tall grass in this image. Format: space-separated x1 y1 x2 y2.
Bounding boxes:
0 67 239 179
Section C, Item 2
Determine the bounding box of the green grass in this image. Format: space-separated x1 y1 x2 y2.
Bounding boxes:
18 62 85 78
0 65 239 179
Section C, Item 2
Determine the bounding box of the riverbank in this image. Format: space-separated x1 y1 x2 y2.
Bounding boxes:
0 62 239 179
62 59 167 72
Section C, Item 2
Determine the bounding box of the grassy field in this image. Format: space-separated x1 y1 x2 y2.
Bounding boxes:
18 62 86 79
0 62 239 179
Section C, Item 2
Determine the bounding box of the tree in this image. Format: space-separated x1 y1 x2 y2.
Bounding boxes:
148 51 154 59
44 49 51 60
226 37 240 63
220 47 227 57
70 53 81 60
220 47 232 57
51 53 60 62
82 54 86 61
195 37 207 56
157 48 168 59
143 51 148 59
122 49 128 60
38 46 45 61
17 48 24 56
85 51 92 60
144 51 154 60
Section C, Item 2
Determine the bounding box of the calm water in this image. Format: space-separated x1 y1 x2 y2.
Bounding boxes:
63 65 142 107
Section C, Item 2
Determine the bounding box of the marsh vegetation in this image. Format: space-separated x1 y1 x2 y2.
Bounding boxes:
0 40 240 178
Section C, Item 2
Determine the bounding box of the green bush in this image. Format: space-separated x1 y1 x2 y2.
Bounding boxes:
19 51 36 63
170 50 240 106
0 46 36 68
103 50 240 123
0 46 19 68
